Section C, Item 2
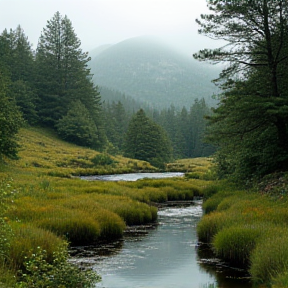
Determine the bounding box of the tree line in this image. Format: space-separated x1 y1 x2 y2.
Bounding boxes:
103 95 214 160
0 11 213 168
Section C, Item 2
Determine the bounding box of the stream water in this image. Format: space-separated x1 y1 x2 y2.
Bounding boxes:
80 172 185 181
70 202 252 288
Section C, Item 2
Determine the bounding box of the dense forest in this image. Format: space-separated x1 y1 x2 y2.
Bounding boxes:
0 12 214 168
101 86 215 160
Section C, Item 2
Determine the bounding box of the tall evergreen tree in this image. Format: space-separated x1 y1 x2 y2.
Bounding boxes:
195 0 288 181
0 27 37 124
35 12 105 148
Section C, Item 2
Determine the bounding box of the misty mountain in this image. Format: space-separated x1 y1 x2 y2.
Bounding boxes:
89 36 220 108
89 44 112 59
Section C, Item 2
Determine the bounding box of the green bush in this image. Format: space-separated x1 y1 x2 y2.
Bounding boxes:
16 246 100 288
9 223 64 270
91 153 116 166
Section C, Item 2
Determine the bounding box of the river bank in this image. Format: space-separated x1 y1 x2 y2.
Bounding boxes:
197 178 288 288
70 202 252 288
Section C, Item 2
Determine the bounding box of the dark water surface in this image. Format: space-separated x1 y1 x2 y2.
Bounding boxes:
71 202 252 288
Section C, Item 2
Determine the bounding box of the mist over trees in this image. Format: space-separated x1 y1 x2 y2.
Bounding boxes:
101 88 215 161
0 11 215 168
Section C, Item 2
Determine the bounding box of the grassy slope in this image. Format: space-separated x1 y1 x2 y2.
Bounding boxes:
0 127 212 285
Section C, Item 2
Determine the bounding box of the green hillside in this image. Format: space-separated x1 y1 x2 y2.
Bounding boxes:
89 37 220 108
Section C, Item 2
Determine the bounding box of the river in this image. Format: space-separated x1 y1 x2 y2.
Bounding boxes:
70 202 252 288
80 172 185 181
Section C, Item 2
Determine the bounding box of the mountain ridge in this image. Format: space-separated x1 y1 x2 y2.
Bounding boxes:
89 36 220 108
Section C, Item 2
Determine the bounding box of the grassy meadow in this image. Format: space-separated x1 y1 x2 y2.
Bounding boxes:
4 127 288 287
0 127 212 286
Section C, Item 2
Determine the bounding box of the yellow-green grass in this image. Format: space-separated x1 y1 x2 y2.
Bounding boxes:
9 223 65 269
212 223 267 267
0 127 213 283
272 271 288 288
11 127 155 177
198 183 288 285
166 157 213 173
249 226 288 284
0 263 17 287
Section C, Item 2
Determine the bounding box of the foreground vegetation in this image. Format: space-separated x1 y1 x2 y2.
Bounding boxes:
2 127 288 287
0 127 211 286
198 175 288 288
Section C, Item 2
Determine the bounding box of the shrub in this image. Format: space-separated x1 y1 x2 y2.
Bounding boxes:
9 223 64 270
16 245 100 288
91 153 116 166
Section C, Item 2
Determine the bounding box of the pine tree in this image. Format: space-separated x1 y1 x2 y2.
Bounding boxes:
123 109 172 168
35 12 105 148
0 26 38 124
195 0 288 181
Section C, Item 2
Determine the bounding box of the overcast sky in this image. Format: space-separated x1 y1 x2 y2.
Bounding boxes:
0 0 219 57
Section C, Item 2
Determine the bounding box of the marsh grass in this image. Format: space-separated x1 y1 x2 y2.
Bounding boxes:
249 227 288 284
212 224 265 267
0 263 17 287
166 157 213 173
198 180 288 285
13 127 155 177
9 223 65 269
272 271 288 288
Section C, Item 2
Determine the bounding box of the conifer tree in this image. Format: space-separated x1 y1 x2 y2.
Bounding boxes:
195 0 288 180
123 109 172 168
0 27 37 124
56 100 99 148
35 12 105 148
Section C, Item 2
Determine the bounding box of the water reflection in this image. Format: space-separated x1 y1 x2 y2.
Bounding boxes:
80 172 184 181
70 203 253 288
197 245 252 288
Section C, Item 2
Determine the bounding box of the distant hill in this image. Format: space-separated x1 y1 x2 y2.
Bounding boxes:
89 44 112 59
89 36 220 108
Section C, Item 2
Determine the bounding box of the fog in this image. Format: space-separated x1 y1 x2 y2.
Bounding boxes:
0 0 222 56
